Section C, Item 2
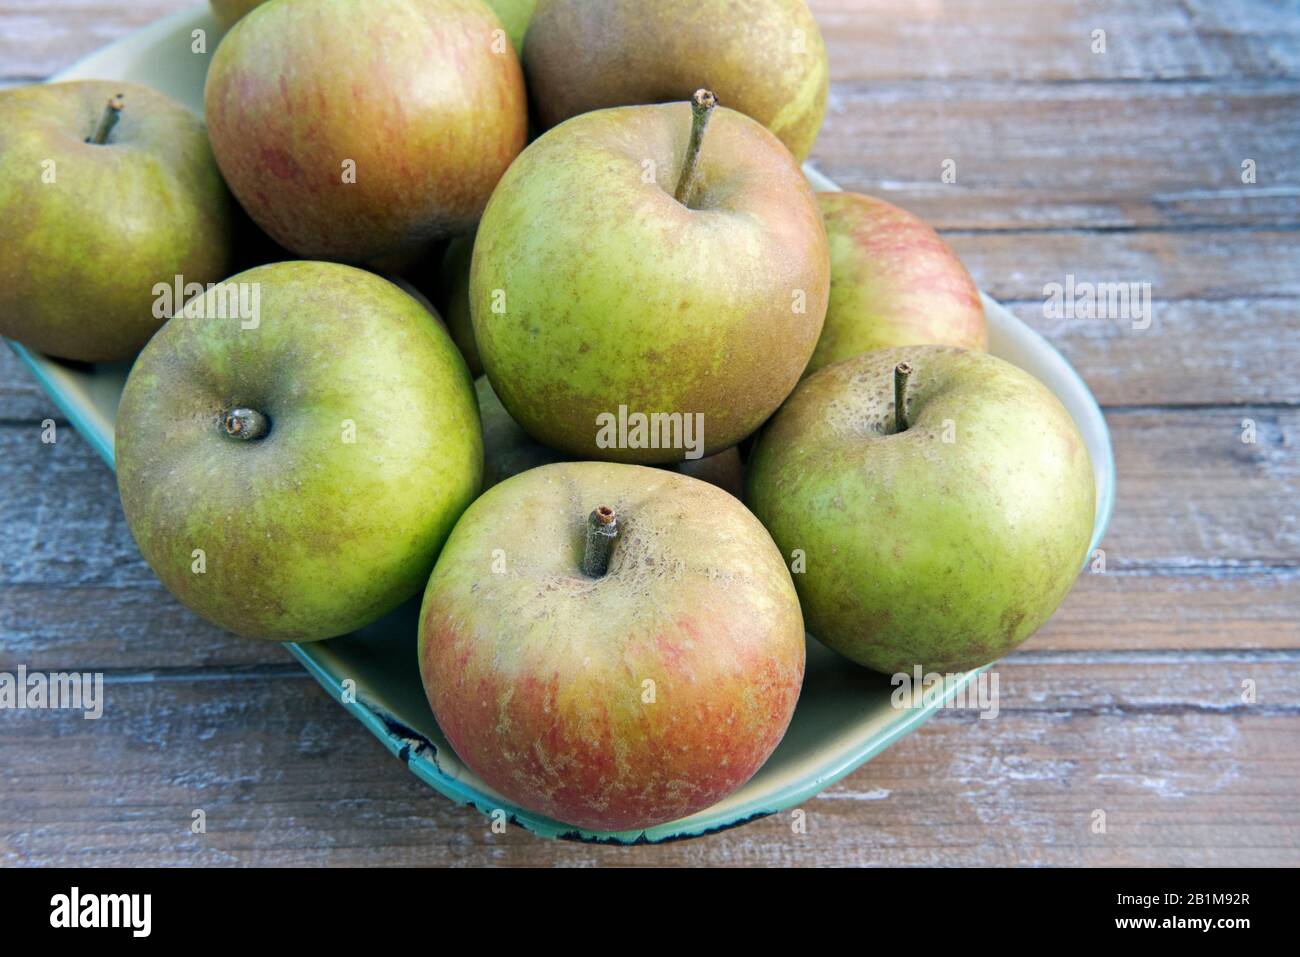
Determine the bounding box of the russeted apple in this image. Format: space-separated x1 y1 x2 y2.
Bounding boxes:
0 81 232 362
116 261 483 642
806 192 986 376
204 0 528 264
418 462 805 832
472 91 830 463
525 0 828 160
747 346 1095 674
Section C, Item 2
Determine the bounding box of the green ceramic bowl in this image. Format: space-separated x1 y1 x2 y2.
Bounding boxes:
6 5 1115 843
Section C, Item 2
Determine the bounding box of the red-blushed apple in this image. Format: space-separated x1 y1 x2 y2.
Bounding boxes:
116 261 483 642
204 0 527 264
0 80 232 362
418 462 805 832
806 192 986 376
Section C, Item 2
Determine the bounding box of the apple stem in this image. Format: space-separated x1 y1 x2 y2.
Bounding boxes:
581 506 619 578
672 89 717 208
893 361 913 433
88 94 126 145
222 408 270 441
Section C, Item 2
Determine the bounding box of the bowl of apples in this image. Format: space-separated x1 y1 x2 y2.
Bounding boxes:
1 0 1113 843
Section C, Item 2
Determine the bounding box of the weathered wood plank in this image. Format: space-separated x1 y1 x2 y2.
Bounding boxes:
1004 298 1300 407
2 661 1295 865
815 0 1300 83
816 80 1300 230
1032 568 1300 652
949 230 1300 305
0 583 285 670
1104 407 1298 565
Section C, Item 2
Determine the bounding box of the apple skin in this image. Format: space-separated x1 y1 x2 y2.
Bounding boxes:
418 461 805 832
807 192 987 376
471 102 829 464
116 261 483 642
0 81 232 363
204 0 527 264
524 0 828 161
747 346 1095 674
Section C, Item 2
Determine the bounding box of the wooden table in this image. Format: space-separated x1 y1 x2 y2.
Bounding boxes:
2 0 1297 867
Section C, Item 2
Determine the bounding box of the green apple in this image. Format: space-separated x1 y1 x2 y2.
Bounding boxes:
747 346 1095 674
0 80 232 363
204 0 528 263
477 375 744 494
434 233 483 378
209 0 267 28
524 0 828 160
807 192 987 376
116 261 483 642
419 461 805 831
487 0 537 55
472 93 829 463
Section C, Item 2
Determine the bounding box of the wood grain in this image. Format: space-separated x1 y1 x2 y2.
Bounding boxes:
0 0 1297 866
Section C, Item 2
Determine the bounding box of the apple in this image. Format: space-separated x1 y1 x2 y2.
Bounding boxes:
204 0 528 263
472 92 829 463
0 80 232 363
806 192 986 376
116 261 483 642
434 233 483 378
746 346 1095 674
209 0 266 28
524 0 828 160
418 461 805 831
477 375 744 494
